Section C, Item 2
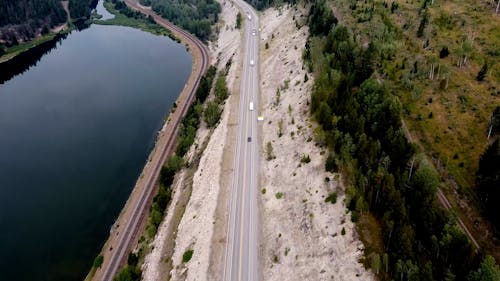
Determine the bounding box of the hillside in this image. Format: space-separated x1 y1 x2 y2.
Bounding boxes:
139 0 221 40
301 0 500 279
0 0 94 49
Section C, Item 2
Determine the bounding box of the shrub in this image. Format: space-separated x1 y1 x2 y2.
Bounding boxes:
236 12 242 29
477 62 488 81
93 255 104 269
325 192 337 204
300 154 311 163
325 154 337 172
182 249 194 263
275 192 284 199
266 141 275 160
439 46 449 58
204 101 221 127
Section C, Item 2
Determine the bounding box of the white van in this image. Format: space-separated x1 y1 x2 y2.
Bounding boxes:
249 101 254 111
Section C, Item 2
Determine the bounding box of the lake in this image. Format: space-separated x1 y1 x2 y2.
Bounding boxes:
0 19 192 281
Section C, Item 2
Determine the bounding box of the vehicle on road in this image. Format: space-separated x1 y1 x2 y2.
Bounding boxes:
252 29 256 36
249 101 254 111
250 59 254 66
247 137 251 142
247 13 252 20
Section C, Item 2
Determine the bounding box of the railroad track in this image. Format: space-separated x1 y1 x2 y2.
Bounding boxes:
99 1 210 280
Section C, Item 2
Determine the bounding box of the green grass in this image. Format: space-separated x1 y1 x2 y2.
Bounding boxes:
329 0 500 263
93 1 178 41
333 0 499 192
0 33 57 63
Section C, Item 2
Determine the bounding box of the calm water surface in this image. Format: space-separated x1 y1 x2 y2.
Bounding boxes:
0 23 191 281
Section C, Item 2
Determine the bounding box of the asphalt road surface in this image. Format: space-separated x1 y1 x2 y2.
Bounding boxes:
223 2 261 281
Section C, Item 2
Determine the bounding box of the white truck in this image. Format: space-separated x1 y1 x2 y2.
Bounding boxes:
249 101 254 111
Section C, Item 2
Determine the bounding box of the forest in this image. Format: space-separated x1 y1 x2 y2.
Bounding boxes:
0 0 94 47
139 0 220 40
0 0 66 46
304 0 499 279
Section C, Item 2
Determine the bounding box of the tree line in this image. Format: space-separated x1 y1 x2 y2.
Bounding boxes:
477 107 500 235
0 0 94 48
304 0 499 280
0 0 66 46
139 0 220 41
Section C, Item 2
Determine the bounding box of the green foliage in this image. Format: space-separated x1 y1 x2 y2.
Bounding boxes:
244 0 296 11
139 0 221 40
325 153 337 172
300 154 311 163
308 0 338 36
127 252 139 267
195 65 217 102
477 140 500 229
236 12 242 29
182 249 194 263
371 254 381 274
204 72 229 128
341 227 346 235
204 101 221 127
97 0 175 39
307 10 477 280
476 62 488 81
0 0 68 45
325 192 337 204
69 0 93 19
266 141 275 160
275 192 284 199
440 47 450 58
491 106 500 135
0 0 67 26
467 256 500 281
160 155 183 186
417 9 429 38
278 118 283 137
214 74 228 103
93 255 104 268
113 265 142 281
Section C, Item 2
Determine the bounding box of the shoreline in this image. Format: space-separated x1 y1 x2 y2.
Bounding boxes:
86 0 210 280
0 27 69 64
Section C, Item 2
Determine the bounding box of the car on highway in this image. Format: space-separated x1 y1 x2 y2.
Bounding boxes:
249 101 254 111
252 29 256 36
247 137 251 142
247 13 252 20
250 59 255 66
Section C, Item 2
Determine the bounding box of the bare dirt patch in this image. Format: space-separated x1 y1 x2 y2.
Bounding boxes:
141 1 242 280
258 6 374 281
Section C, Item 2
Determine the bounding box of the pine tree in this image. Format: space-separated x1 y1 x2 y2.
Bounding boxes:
477 62 488 81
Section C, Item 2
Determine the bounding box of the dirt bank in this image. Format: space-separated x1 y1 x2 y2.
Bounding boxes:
258 6 374 281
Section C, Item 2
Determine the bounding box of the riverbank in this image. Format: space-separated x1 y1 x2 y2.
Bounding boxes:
92 0 179 41
85 0 210 280
0 27 71 64
0 1 71 64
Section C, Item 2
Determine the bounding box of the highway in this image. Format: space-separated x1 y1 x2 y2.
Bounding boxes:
223 1 261 281
97 1 210 280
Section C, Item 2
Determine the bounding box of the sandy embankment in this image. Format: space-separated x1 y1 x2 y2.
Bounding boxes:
141 1 242 280
258 6 374 281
